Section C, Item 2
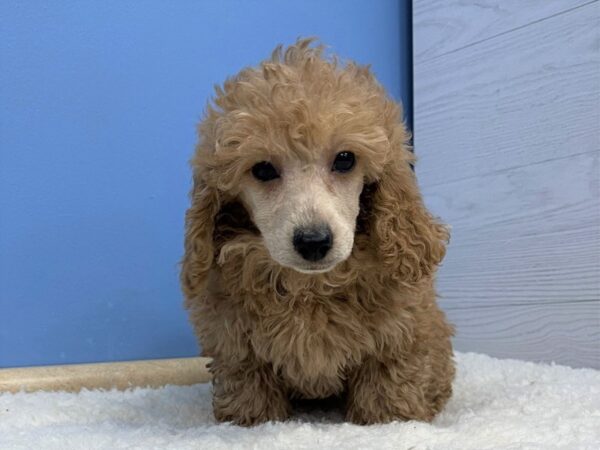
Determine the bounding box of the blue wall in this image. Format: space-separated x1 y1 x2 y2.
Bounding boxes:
0 0 411 368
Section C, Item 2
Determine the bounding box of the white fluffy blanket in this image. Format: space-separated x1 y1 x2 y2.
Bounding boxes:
1 353 599 450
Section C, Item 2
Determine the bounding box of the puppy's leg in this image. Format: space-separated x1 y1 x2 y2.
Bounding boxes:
346 356 442 424
210 357 291 426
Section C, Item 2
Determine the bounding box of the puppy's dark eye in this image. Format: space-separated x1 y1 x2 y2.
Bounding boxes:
251 161 280 182
332 151 355 173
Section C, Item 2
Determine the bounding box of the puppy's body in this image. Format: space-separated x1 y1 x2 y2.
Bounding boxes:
189 239 454 424
182 40 454 425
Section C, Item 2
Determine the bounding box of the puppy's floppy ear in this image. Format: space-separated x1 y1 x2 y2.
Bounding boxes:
180 174 221 300
370 157 449 283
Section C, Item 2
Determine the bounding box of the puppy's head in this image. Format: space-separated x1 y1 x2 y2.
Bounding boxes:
181 39 448 296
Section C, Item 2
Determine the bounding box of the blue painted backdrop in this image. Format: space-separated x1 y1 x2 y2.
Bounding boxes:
0 0 411 367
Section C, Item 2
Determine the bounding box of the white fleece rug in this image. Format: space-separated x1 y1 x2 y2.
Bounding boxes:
1 352 599 450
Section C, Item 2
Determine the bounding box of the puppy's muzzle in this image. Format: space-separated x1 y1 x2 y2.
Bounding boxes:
293 225 333 262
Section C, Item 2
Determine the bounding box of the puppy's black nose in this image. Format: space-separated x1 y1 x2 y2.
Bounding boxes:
293 225 333 262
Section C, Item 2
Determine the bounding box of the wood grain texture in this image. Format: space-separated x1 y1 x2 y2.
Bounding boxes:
423 151 599 238
445 302 599 369
413 0 592 61
414 1 600 368
427 152 600 307
414 4 600 186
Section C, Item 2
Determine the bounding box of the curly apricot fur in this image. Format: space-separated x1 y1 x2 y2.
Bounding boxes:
181 39 454 426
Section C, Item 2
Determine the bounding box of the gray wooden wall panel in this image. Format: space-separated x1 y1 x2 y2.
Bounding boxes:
414 1 600 368
415 4 599 185
414 0 591 61
448 302 600 369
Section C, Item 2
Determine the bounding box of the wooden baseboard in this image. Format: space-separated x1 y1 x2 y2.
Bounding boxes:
0 357 212 393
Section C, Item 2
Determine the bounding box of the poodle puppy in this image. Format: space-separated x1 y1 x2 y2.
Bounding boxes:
181 39 454 426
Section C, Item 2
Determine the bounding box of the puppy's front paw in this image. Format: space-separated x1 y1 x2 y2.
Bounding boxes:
211 363 291 426
213 386 290 426
214 396 290 426
346 398 433 425
346 358 435 425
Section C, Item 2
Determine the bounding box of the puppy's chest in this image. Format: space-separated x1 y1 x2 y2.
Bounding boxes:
248 298 381 394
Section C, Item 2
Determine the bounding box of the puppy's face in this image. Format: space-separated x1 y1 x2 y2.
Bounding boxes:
239 150 364 273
